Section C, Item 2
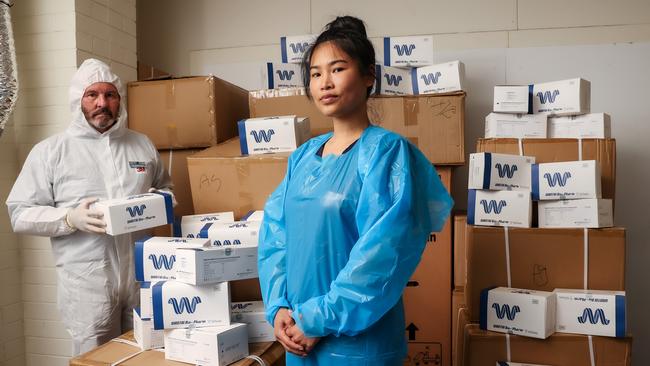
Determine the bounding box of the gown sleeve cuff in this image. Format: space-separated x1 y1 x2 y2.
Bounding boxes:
265 297 291 325
292 298 329 338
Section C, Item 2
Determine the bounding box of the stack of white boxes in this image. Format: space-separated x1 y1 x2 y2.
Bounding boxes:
131 210 274 366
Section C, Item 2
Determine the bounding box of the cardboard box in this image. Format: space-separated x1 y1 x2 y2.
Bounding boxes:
383 35 434 67
451 288 466 366
538 199 613 228
493 85 531 114
264 62 303 89
555 289 626 338
548 113 611 138
137 62 171 81
467 190 532 228
134 237 210 282
133 308 164 350
404 167 452 366
94 192 173 236
181 212 236 238
485 113 547 139
479 287 556 339
238 115 311 155
249 92 332 136
128 76 249 149
469 153 535 191
198 221 261 246
412 61 465 95
175 244 258 285
164 324 249 366
188 138 289 218
465 226 626 322
476 138 616 201
280 34 317 63
374 64 414 95
532 160 601 201
231 301 275 343
462 324 631 366
242 210 264 221
497 363 551 366
152 281 230 330
368 92 466 164
532 78 590 116
453 215 467 287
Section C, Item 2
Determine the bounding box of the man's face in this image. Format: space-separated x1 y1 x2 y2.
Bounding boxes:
81 82 120 133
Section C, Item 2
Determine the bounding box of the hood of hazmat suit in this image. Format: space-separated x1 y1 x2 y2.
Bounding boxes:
6 58 172 355
258 126 453 365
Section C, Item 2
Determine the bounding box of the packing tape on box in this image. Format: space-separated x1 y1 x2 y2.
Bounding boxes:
506 333 511 362
517 139 524 156
583 228 589 289
578 138 583 161
167 149 173 175
165 80 176 109
404 97 418 126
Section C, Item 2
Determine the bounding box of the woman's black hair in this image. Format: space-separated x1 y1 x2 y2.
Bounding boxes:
301 16 376 99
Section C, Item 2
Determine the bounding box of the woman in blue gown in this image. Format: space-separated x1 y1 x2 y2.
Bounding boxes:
258 16 454 365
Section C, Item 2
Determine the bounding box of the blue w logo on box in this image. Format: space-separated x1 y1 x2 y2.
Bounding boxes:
492 303 521 320
543 172 572 187
250 129 275 143
420 72 442 86
480 200 507 214
495 163 518 178
168 296 202 315
148 254 176 270
393 44 416 56
126 204 146 217
578 308 610 325
289 42 310 54
214 239 242 246
384 74 403 86
276 70 295 81
536 90 560 104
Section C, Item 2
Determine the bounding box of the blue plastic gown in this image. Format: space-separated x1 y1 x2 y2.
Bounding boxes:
258 126 453 365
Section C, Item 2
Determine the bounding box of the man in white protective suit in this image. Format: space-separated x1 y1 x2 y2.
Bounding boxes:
6 58 174 355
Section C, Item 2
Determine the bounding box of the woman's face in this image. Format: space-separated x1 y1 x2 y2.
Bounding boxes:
308 41 374 119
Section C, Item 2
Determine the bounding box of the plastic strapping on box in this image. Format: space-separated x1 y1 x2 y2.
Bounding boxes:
504 226 512 287
517 138 524 156
246 355 270 366
505 333 512 362
167 149 173 175
578 138 584 161
404 97 419 126
583 228 589 290
107 338 145 366
588 335 596 366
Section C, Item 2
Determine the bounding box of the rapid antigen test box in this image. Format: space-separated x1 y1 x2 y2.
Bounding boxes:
164 324 249 366
532 160 601 201
532 78 590 116
231 301 275 342
468 190 531 228
548 113 611 138
493 85 531 114
152 281 230 330
94 192 173 236
538 199 613 228
180 212 235 238
280 34 317 64
134 237 210 282
554 289 626 338
198 220 261 247
469 153 535 191
238 115 311 155
175 243 258 285
264 62 303 89
480 287 556 339
373 64 414 95
485 113 547 139
382 35 434 67
241 210 264 222
412 60 464 95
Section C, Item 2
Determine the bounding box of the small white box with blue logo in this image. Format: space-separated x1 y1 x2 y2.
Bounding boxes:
373 65 413 95
554 289 626 338
93 192 174 235
181 212 235 238
175 243 258 285
198 220 261 246
468 190 531 228
485 112 547 139
538 198 613 228
152 281 230 330
238 115 311 155
532 160 601 201
264 62 303 89
480 287 556 339
532 78 590 116
133 308 164 350
134 237 210 282
280 34 317 64
493 85 531 114
241 210 264 222
164 323 249 366
231 301 275 342
469 153 535 191
548 113 611 138
412 60 464 95
382 36 433 67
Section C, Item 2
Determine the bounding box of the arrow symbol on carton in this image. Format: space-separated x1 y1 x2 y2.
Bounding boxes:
406 323 419 341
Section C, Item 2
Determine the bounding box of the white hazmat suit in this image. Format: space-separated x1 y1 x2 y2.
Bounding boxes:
6 59 172 355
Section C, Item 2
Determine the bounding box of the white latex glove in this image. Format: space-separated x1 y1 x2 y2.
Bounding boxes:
66 197 106 234
148 188 178 208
